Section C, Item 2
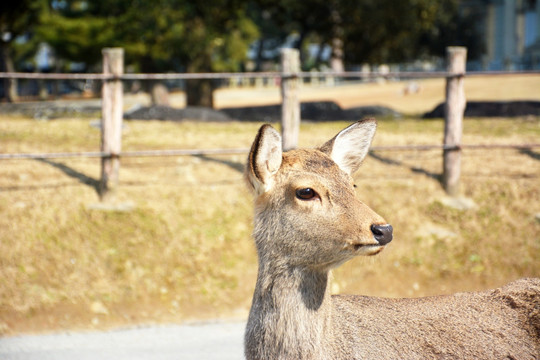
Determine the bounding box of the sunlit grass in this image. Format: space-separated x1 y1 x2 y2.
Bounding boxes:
214 74 540 115
1 117 539 334
1 80 539 334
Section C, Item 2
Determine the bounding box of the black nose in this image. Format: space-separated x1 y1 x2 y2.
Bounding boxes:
370 224 393 245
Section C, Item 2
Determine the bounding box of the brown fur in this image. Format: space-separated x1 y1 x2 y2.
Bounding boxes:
244 121 540 360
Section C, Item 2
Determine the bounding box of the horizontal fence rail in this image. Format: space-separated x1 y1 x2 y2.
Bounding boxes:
372 143 540 151
1 144 539 160
1 70 540 81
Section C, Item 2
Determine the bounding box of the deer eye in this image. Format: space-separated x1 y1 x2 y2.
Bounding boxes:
296 188 318 200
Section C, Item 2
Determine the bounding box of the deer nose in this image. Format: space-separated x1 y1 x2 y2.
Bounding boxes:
370 224 393 245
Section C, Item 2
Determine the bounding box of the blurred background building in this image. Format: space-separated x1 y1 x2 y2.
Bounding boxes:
463 0 540 69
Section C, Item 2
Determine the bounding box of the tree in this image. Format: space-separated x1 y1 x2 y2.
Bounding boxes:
133 1 259 107
248 0 335 70
38 0 258 107
0 0 44 102
418 0 485 61
337 0 440 64
251 0 474 67
37 2 116 69
6 0 477 106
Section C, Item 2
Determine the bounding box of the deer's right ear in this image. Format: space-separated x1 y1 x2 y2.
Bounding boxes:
246 124 283 194
319 118 377 175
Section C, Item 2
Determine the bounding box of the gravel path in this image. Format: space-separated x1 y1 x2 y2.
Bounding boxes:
0 321 246 360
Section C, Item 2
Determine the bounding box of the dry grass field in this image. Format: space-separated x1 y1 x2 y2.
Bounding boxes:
0 75 539 335
215 74 540 114
127 74 540 115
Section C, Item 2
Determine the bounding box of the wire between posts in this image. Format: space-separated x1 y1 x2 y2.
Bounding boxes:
1 144 539 160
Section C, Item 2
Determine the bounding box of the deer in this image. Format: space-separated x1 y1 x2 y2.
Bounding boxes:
243 119 540 360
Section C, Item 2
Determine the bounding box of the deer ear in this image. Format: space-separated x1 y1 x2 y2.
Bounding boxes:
319 118 377 175
246 124 283 194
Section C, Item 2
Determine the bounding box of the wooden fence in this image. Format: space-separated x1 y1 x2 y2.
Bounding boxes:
1 46 540 201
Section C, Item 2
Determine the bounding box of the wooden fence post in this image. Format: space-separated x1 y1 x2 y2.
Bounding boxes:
443 46 467 197
100 48 124 200
280 48 300 151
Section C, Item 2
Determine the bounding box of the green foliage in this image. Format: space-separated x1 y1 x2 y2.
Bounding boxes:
2 0 480 105
339 0 457 63
248 0 475 67
36 0 258 73
0 0 44 42
38 14 116 66
416 0 485 60
4 0 480 72
0 0 46 101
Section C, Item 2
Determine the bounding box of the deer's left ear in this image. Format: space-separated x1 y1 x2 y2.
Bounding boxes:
245 124 283 195
319 118 377 175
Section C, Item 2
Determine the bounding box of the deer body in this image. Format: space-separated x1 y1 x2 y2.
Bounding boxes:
247 274 539 359
244 120 540 360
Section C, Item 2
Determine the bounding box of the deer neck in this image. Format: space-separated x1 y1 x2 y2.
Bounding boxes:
245 261 334 358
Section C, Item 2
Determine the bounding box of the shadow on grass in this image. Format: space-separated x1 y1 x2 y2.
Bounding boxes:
519 149 540 161
194 155 245 173
35 159 100 194
368 151 441 182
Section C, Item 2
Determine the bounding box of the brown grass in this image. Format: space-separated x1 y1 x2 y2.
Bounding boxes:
0 78 539 335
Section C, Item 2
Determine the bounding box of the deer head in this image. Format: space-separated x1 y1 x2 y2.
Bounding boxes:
245 119 393 271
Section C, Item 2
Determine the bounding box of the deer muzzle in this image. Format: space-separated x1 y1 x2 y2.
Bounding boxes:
370 224 393 246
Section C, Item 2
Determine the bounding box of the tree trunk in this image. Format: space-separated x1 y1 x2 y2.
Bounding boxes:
139 56 170 106
0 43 18 102
315 42 326 68
255 38 265 71
329 5 344 73
185 53 215 108
38 79 49 100
295 30 307 67
147 81 170 106
52 60 62 99
186 79 214 108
